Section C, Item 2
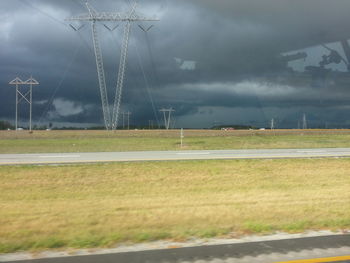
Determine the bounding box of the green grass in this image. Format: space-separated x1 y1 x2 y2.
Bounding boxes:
1 130 350 153
1 158 350 253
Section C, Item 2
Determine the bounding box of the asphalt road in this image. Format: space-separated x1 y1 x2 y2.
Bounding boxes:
2 234 350 263
2 148 350 165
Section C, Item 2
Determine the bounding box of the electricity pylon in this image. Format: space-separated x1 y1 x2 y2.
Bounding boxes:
302 113 307 129
159 108 175 130
67 2 159 130
122 111 132 130
9 77 39 131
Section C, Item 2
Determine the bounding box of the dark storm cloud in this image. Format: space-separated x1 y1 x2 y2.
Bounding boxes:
1 0 350 128
193 0 350 49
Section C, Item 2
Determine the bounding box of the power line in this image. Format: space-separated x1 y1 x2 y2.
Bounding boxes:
105 26 160 127
37 42 82 126
18 0 67 27
15 0 92 127
133 40 161 127
138 22 164 127
17 0 94 56
69 0 86 9
123 0 161 127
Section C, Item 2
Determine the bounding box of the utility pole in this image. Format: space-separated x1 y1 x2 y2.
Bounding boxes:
67 2 159 130
124 111 131 130
159 108 175 130
302 113 307 129
9 77 39 131
270 118 275 130
122 111 132 129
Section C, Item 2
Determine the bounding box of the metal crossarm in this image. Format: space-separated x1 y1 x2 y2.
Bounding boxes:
67 12 158 22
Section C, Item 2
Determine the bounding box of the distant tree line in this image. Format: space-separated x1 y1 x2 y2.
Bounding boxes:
0 121 14 130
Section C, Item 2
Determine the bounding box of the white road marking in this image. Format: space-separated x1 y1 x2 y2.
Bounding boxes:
39 155 81 158
296 150 327 153
176 152 211 155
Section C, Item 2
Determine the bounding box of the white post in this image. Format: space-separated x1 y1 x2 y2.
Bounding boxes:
30 84 32 131
15 84 18 131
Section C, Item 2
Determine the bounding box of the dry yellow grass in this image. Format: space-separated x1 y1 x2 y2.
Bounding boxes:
1 158 350 253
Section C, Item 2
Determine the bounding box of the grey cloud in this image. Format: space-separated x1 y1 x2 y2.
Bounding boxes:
1 0 350 128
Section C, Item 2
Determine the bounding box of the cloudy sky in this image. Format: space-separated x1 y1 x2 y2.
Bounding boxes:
1 0 350 128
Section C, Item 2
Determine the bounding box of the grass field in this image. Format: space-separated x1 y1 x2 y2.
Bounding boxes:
1 158 350 253
2 129 350 153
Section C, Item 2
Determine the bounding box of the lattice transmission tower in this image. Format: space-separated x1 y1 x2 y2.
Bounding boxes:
159 108 175 130
302 113 307 129
9 77 39 131
67 2 159 130
122 111 132 130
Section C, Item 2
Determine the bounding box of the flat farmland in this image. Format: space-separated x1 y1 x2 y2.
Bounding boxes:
2 129 350 254
1 158 350 253
2 129 350 154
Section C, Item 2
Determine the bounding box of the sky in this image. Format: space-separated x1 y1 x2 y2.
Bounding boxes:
1 0 350 129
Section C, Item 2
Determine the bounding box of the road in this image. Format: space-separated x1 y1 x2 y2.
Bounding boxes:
2 234 350 263
2 148 350 165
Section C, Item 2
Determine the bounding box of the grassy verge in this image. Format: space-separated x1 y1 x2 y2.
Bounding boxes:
2 130 350 153
1 158 350 253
